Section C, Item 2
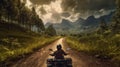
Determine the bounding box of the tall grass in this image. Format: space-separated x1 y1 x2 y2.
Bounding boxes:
0 35 60 62
0 22 61 65
66 34 120 62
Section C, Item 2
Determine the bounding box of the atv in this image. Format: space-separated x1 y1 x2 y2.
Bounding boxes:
47 58 72 67
46 49 73 67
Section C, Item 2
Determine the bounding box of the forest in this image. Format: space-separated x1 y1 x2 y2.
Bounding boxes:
0 0 57 66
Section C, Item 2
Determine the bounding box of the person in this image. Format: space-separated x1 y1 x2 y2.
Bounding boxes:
50 44 67 59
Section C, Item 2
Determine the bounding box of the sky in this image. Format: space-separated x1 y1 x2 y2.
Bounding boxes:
24 0 116 24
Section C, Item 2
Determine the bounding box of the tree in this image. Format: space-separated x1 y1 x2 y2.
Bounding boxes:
111 0 120 34
10 0 19 21
98 19 108 34
5 0 15 22
0 0 8 22
29 7 45 32
0 0 45 34
45 25 56 36
35 16 45 32
0 0 4 22
17 0 25 24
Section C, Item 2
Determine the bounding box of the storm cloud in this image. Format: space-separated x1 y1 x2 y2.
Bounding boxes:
26 0 116 23
61 12 71 18
61 0 116 18
61 0 116 12
39 6 47 15
29 0 55 5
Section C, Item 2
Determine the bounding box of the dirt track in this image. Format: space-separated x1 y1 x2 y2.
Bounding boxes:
11 38 115 67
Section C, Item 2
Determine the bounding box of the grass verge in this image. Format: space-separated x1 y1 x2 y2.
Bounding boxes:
0 36 61 66
66 34 120 66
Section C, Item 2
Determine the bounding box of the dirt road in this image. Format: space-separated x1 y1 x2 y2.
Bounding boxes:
11 38 114 67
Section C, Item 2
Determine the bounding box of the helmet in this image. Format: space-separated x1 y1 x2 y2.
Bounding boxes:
57 44 62 50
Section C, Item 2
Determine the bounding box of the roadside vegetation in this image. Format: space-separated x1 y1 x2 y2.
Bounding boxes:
67 30 120 66
0 22 60 64
0 35 60 63
67 34 120 60
66 0 120 66
0 0 59 66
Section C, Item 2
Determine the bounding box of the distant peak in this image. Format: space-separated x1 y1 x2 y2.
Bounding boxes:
61 19 71 24
87 15 95 19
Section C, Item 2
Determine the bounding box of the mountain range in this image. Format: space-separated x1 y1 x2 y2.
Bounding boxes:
45 11 114 34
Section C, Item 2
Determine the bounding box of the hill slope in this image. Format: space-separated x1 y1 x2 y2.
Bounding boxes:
45 11 114 34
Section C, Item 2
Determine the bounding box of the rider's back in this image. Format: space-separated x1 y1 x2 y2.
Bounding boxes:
54 49 67 59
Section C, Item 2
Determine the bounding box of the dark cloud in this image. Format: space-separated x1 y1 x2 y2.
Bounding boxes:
28 0 116 23
61 12 71 18
51 10 62 22
39 6 47 15
61 0 76 12
29 0 55 5
61 0 116 14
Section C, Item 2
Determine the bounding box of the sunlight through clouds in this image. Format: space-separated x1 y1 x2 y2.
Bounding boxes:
25 0 116 24
50 0 63 13
25 0 33 9
35 0 63 24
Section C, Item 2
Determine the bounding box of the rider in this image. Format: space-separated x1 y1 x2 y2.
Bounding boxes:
50 44 67 59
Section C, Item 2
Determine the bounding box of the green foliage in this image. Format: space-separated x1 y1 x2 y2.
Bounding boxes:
110 0 120 34
0 22 60 64
67 34 120 63
34 15 45 32
45 25 57 36
0 35 60 63
96 18 109 35
66 2 120 65
0 0 60 66
0 0 45 33
96 0 120 35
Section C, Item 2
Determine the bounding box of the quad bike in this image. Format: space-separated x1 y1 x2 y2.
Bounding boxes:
46 49 73 67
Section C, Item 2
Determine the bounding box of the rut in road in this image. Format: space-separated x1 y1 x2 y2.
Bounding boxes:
11 38 114 67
